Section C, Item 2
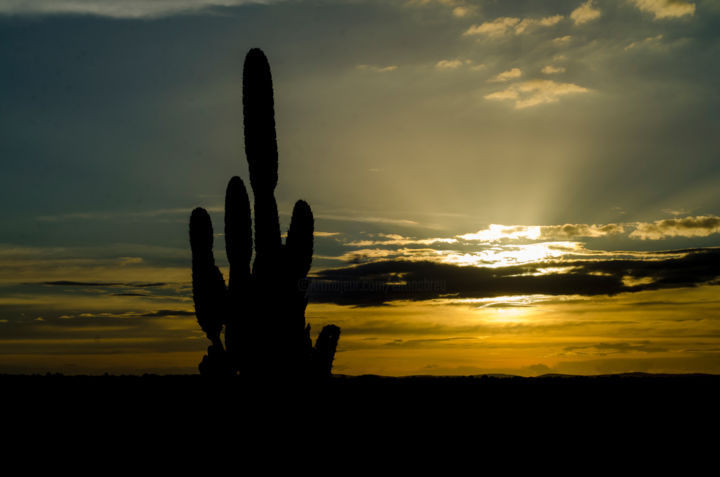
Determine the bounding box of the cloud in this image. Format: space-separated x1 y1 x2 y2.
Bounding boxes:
43 280 167 288
118 257 143 266
35 207 214 222
488 68 523 82
514 15 564 34
458 225 540 242
317 214 418 226
309 248 720 305
570 0 602 25
662 208 691 216
404 0 477 18
484 79 590 109
561 341 668 356
435 59 464 70
625 34 664 51
455 223 623 242
356 64 399 73
630 216 720 240
539 223 625 239
541 65 566 74
340 217 715 248
347 234 457 247
452 6 471 18
553 35 573 45
326 248 409 264
404 0 457 5
0 0 273 18
464 17 521 38
452 215 720 243
326 241 590 268
319 216 720 281
140 309 195 317
464 15 565 38
631 0 696 19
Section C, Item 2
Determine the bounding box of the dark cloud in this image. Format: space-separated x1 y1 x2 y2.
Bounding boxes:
540 223 625 239
140 309 195 317
0 0 272 18
384 337 473 348
0 309 201 347
43 281 167 288
561 341 669 357
568 248 720 290
483 302 532 308
44 281 123 287
630 215 720 240
309 248 720 305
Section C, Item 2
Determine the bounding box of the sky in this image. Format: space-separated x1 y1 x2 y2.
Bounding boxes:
1 0 720 376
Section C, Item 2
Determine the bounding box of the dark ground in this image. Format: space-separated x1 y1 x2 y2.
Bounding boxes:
3 372 718 463
4 372 718 423
4 373 715 465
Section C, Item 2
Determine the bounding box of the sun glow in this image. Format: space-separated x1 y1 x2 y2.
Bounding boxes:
458 224 542 242
439 241 582 268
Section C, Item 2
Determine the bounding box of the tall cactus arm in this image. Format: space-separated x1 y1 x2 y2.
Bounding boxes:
224 176 253 290
224 177 253 367
189 207 227 349
243 48 278 192
243 47 281 270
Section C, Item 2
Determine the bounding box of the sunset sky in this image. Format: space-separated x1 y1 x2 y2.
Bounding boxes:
2 0 720 376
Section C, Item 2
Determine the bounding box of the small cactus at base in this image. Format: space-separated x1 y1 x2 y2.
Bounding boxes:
189 48 340 380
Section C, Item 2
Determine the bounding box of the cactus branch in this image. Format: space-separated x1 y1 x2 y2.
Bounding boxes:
189 207 227 350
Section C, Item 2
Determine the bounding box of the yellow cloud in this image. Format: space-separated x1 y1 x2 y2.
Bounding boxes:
465 15 564 38
571 0 602 25
464 17 521 38
435 59 464 70
405 0 460 5
485 80 590 109
630 216 720 239
452 6 470 17
539 223 625 239
404 0 476 17
356 64 399 72
553 35 573 45
541 65 566 74
514 14 564 34
631 0 695 19
347 235 457 247
625 34 664 51
488 67 523 82
538 15 565 26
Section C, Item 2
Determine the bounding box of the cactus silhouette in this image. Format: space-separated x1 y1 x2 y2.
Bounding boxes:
189 48 340 379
